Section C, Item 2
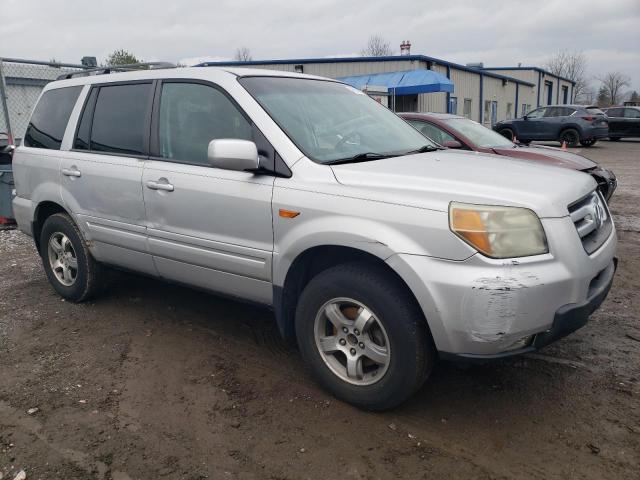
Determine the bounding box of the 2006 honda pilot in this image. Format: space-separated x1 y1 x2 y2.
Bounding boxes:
12 66 617 410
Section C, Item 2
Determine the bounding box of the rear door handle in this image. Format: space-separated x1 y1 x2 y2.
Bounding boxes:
146 180 174 192
62 167 81 177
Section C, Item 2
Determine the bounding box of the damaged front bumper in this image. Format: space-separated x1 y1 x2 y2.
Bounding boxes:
386 215 617 359
440 257 617 361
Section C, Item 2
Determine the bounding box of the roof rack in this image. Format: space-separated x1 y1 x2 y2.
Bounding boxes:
57 62 177 80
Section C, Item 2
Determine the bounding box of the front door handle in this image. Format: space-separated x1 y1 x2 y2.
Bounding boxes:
146 179 174 192
62 167 81 177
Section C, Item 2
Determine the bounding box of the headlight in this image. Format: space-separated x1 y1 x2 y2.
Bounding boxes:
449 202 548 258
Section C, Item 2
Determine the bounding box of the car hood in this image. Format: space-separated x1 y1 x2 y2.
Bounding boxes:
330 149 596 218
492 144 597 170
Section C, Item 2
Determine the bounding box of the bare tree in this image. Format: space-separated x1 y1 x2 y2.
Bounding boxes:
361 35 393 57
597 71 631 106
545 50 588 103
234 47 253 62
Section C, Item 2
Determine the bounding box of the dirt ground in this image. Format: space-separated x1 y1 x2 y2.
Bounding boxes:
1 140 639 480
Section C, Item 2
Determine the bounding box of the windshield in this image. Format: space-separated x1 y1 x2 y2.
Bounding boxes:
239 77 434 163
444 118 514 148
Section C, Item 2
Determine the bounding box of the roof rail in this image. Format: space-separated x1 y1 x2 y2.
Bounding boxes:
56 62 177 80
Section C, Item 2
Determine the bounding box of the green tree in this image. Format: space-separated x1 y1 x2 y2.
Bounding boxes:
596 86 610 107
105 49 141 66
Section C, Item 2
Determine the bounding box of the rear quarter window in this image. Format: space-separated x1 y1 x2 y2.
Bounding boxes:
24 86 82 150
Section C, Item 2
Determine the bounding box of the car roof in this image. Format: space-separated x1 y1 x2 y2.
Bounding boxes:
44 66 333 90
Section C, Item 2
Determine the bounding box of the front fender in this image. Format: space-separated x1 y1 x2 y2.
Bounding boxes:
271 201 475 287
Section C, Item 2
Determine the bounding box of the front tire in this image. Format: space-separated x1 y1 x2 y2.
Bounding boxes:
40 213 105 302
608 137 621 141
580 139 597 147
498 128 514 141
295 262 435 410
559 128 580 147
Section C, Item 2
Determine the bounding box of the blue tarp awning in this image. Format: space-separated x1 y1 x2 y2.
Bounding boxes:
337 69 454 95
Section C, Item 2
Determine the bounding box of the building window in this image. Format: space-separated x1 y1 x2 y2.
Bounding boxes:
484 100 491 124
294 64 304 73
449 96 458 114
463 98 472 118
506 103 513 119
522 103 532 116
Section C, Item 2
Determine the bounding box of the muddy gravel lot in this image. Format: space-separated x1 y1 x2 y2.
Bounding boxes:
1 140 639 480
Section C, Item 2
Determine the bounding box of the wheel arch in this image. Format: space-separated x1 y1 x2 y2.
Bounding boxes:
32 201 72 253
274 244 429 343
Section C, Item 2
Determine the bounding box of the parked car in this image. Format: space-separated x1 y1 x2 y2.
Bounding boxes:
12 66 617 410
493 105 609 147
399 113 617 200
603 106 640 140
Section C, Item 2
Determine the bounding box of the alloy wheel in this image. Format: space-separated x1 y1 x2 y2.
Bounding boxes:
314 297 391 386
47 232 78 286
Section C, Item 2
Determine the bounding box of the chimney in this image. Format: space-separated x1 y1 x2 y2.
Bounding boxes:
400 40 411 56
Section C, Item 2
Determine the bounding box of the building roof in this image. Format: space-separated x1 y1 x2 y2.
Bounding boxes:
197 55 536 87
338 69 454 95
480 66 575 85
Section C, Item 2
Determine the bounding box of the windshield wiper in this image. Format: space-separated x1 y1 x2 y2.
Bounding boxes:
401 144 443 155
326 152 392 165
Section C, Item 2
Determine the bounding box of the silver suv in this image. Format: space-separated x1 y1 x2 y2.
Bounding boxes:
12 66 617 410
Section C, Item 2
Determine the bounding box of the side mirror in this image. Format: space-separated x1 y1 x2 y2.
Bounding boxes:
442 140 462 149
207 139 259 172
522 115 528 120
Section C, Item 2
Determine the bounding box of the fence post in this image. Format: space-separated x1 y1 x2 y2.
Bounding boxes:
0 59 13 143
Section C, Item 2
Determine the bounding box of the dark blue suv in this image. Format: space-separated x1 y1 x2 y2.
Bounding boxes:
494 105 609 147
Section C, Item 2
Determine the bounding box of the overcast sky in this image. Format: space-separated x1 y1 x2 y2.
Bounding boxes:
2 0 639 94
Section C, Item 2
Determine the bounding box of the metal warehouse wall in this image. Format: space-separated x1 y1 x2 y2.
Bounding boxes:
449 68 481 122
239 59 423 78
418 63 447 114
483 68 574 107
221 60 537 123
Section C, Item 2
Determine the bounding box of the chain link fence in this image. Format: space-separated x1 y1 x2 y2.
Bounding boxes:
0 58 90 145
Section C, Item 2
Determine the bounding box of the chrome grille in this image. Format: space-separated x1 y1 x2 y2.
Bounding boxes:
568 191 612 255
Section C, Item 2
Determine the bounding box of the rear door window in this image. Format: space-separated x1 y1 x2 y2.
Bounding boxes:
625 108 640 118
89 83 152 155
24 86 82 150
606 108 623 118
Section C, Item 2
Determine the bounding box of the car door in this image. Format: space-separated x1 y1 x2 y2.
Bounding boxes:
624 108 640 136
61 81 156 275
518 107 547 139
142 80 275 304
605 108 624 136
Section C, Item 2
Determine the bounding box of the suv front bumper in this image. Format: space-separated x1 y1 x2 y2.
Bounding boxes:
386 215 617 358
440 257 616 361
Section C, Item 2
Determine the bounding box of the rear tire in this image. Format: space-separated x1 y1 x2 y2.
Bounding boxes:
608 137 621 141
40 213 105 302
295 262 435 411
559 128 580 147
580 139 597 147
